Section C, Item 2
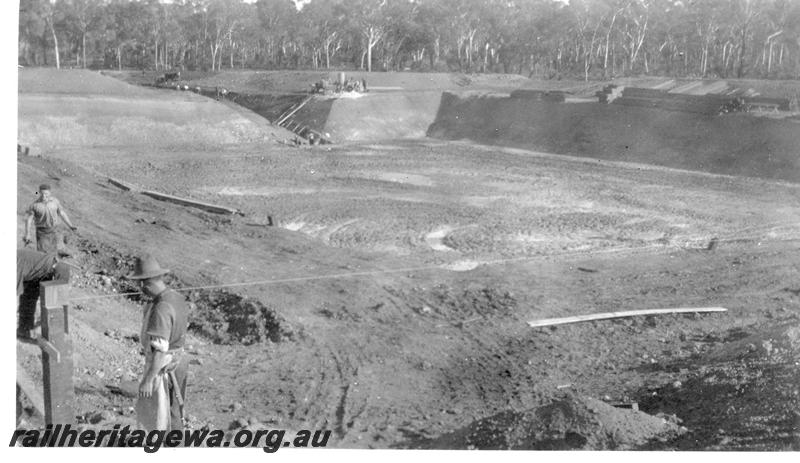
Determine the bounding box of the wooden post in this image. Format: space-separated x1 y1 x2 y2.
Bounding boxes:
39 281 75 425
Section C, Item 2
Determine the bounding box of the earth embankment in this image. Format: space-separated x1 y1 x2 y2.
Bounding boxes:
18 68 283 151
427 92 800 182
320 91 443 141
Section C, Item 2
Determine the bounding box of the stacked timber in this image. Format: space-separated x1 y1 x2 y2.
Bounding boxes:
612 87 734 115
742 96 791 111
510 89 566 102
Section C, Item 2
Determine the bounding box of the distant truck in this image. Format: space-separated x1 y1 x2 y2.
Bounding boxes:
311 72 367 95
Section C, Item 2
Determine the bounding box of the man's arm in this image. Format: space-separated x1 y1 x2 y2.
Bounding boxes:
57 204 77 231
139 344 170 398
24 213 34 244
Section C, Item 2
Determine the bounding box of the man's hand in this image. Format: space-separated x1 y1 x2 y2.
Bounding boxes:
139 376 157 398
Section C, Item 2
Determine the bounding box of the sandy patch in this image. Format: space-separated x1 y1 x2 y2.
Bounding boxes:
425 226 456 252
374 172 435 187
212 186 320 196
441 260 480 271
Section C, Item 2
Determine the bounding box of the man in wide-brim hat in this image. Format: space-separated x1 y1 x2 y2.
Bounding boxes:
127 254 189 432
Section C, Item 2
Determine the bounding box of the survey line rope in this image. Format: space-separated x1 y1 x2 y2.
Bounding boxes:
70 259 530 302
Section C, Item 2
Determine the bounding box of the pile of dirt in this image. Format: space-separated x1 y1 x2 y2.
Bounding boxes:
427 92 800 182
188 290 296 345
412 392 684 450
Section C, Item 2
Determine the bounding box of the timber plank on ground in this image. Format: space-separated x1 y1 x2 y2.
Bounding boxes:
107 177 136 192
528 307 728 328
141 190 241 215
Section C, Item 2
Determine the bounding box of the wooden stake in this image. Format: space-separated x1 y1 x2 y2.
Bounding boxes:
39 281 75 425
528 307 728 328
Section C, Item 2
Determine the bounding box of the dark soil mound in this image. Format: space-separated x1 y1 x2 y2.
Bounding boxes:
638 320 800 450
189 290 295 345
409 392 683 450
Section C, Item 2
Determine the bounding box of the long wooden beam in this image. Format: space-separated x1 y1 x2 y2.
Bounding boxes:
107 177 137 192
276 96 312 126
141 190 241 215
528 307 728 328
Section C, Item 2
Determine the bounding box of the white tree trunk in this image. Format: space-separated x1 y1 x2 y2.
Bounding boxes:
604 12 620 76
50 21 60 69
210 43 218 71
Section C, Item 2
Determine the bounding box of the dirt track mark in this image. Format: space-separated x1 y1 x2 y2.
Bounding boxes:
334 381 351 439
323 345 368 442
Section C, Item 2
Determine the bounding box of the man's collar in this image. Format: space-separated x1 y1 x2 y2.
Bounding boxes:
152 286 173 299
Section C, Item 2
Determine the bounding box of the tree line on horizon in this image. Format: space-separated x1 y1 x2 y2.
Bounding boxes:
18 0 800 80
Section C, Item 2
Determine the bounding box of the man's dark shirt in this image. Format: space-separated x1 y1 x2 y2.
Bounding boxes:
145 289 189 350
17 249 58 296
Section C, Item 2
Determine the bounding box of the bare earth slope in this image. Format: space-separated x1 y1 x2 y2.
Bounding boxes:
18 68 290 151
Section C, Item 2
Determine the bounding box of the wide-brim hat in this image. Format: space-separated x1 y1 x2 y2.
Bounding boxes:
126 254 170 280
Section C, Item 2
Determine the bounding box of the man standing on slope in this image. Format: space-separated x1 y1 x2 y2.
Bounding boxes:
24 183 78 253
126 254 190 432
